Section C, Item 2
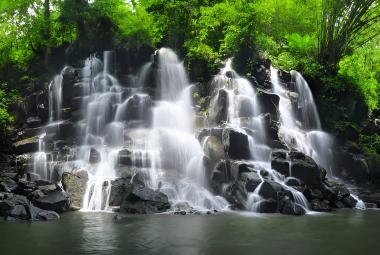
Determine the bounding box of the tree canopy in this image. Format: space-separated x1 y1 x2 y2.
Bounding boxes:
0 0 379 131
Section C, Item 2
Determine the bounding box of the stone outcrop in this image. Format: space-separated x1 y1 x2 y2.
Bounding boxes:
109 173 170 214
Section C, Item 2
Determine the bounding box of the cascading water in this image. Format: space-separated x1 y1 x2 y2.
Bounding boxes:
208 59 310 213
34 47 365 214
145 48 229 211
270 67 364 209
270 67 335 172
31 67 68 182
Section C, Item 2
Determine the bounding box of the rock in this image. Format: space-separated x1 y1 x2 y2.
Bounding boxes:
38 184 59 194
120 186 170 214
279 195 306 215
117 148 151 168
0 193 59 221
223 181 247 209
33 190 70 213
310 199 331 212
222 127 251 160
256 90 279 122
210 160 230 192
109 177 133 207
62 171 89 210
209 89 229 124
0 178 18 192
239 172 262 192
203 135 225 164
26 116 42 128
338 150 370 185
15 178 37 196
257 199 278 213
258 180 282 200
252 65 269 85
271 150 326 188
89 148 101 164
123 94 152 124
35 210 60 220
13 136 40 155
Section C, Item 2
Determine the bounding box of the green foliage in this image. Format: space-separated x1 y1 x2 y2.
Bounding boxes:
0 0 378 155
339 45 380 112
92 0 160 47
0 84 21 128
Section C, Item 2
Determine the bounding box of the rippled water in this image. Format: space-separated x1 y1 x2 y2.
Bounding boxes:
1 210 380 255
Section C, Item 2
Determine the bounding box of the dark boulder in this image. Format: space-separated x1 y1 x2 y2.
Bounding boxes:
0 193 59 221
256 90 280 122
0 178 18 193
26 116 42 128
256 199 278 213
278 195 306 215
120 186 170 214
222 128 251 160
271 150 326 188
209 89 229 125
109 176 170 214
33 190 70 213
258 180 282 200
310 199 331 212
123 94 152 124
89 148 101 164
13 136 40 155
239 172 262 192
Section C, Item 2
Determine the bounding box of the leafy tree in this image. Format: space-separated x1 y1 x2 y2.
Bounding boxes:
317 0 380 70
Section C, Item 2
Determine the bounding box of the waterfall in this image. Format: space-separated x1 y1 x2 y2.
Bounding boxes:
209 59 310 213
270 67 334 172
146 48 228 211
270 67 365 209
37 48 365 213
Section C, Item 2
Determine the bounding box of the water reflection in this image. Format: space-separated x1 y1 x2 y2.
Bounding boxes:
1 211 380 255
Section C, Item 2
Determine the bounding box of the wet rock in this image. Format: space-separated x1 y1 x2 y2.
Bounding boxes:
13 136 39 155
258 180 283 200
252 65 269 85
271 150 326 188
223 181 247 209
26 116 42 128
35 210 60 220
33 190 70 213
117 148 151 168
62 67 78 107
62 171 89 210
209 89 229 125
124 94 152 124
279 195 306 215
222 127 251 160
310 199 331 212
89 148 101 164
338 150 370 185
211 160 230 191
109 177 133 207
120 186 170 214
239 172 262 192
0 178 18 193
256 90 279 122
203 135 225 164
0 193 59 221
257 199 278 213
